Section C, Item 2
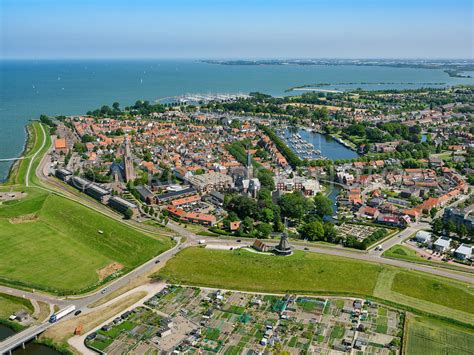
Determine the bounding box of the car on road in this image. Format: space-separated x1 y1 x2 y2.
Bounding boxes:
101 288 107 294
236 239 241 243
304 247 309 251
155 259 160 264
74 310 82 316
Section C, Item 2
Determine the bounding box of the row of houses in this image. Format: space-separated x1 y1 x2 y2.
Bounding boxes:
165 205 217 226
55 168 138 217
414 231 472 260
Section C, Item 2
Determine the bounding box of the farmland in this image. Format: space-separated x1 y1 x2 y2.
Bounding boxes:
157 247 474 325
391 272 474 314
0 189 173 294
404 316 474 355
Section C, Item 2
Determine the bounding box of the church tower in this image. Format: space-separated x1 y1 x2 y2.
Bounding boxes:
123 135 136 182
245 147 253 179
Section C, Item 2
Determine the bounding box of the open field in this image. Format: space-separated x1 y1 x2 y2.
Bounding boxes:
404 316 474 355
157 248 474 325
0 190 173 294
158 247 382 296
391 272 473 314
0 293 34 319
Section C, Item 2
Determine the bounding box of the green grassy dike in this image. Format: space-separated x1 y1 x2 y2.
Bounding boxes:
0 121 174 295
157 247 474 326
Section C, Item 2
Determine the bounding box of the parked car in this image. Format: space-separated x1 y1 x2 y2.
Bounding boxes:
74 310 82 316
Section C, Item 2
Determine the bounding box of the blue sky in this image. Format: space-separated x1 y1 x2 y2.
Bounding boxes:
1 0 472 59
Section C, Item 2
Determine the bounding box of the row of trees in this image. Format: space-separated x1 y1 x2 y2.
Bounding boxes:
259 124 303 167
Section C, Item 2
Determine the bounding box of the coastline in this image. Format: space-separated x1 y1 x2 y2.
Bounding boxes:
1 123 32 185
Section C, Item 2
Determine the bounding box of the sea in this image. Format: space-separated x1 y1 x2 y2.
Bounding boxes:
1 59 474 181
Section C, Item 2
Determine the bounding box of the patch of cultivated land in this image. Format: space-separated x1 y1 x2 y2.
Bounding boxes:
158 247 474 325
405 316 474 355
0 190 173 294
391 272 473 314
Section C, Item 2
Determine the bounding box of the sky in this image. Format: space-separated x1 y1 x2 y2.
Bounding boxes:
1 0 473 59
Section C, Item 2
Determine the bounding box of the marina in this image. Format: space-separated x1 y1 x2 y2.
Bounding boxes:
278 127 360 161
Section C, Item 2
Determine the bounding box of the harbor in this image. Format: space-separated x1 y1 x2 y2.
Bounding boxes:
278 127 359 161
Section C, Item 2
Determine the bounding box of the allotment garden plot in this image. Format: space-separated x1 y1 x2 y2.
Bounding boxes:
85 285 403 354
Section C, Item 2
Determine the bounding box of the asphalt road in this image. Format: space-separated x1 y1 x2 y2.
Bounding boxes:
2 124 473 352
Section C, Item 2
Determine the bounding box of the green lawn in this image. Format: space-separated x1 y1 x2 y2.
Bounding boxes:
158 247 474 325
4 122 49 186
158 248 382 296
383 245 421 261
405 316 474 355
0 191 173 294
391 272 474 314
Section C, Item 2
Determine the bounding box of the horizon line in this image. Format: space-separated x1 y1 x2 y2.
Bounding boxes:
1 57 473 61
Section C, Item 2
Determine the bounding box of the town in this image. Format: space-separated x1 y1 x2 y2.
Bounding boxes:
1 86 473 355
45 86 473 265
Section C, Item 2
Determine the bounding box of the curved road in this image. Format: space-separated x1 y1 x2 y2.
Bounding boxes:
1 122 473 353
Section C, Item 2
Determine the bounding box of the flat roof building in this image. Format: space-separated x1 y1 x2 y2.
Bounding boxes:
108 196 138 216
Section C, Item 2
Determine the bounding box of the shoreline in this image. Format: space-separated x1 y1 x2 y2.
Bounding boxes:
1 123 31 185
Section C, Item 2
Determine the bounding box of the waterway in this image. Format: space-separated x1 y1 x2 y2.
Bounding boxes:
282 128 359 161
0 325 60 354
1 59 473 181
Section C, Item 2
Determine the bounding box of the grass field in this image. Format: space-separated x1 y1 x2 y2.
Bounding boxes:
0 121 175 295
391 272 474 314
404 316 474 355
0 293 34 319
0 190 174 294
4 122 49 186
157 247 474 325
158 247 382 296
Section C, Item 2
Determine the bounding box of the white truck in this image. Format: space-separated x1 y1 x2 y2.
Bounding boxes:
49 305 76 323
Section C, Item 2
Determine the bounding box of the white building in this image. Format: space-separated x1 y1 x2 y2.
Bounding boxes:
454 244 472 260
433 237 451 252
414 230 432 244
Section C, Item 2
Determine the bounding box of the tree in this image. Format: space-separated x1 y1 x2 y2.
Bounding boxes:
313 193 334 219
323 222 338 242
260 208 274 223
257 169 275 191
123 208 133 220
458 224 468 239
256 223 272 239
242 217 254 235
432 218 444 234
430 208 437 219
278 191 313 221
446 220 456 236
298 221 324 241
225 195 259 220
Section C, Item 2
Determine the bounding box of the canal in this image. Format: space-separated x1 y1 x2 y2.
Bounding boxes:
0 324 61 355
